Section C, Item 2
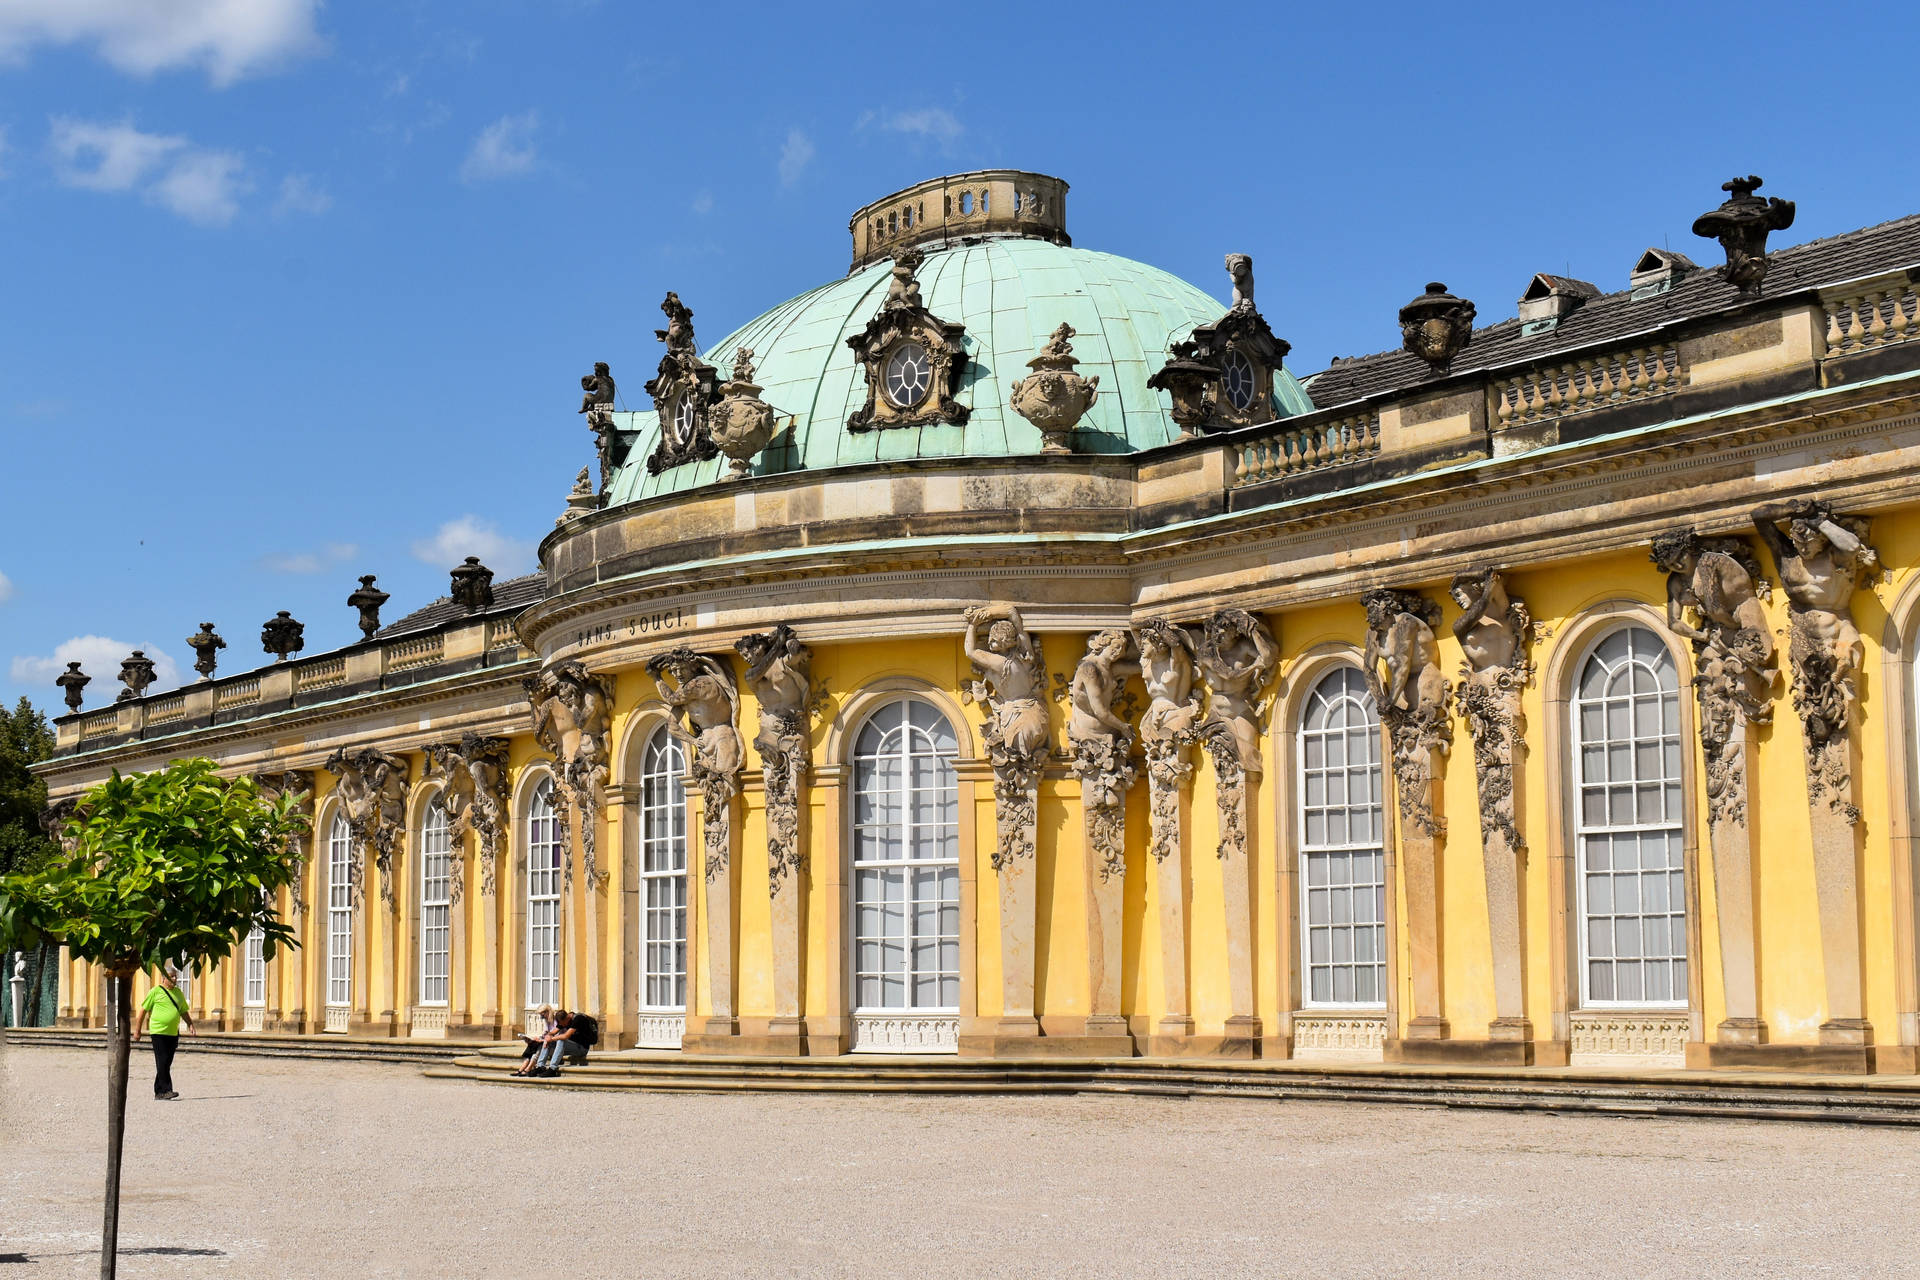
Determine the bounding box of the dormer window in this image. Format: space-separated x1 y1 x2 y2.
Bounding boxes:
1518 273 1599 335
884 342 932 408
1629 248 1697 298
1221 348 1258 412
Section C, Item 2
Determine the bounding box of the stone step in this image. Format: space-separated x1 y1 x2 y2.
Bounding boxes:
2 1027 475 1065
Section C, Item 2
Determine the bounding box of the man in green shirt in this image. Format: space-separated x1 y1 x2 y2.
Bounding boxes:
133 968 196 1101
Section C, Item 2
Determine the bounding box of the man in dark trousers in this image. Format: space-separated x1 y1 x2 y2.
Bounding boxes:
132 968 196 1100
529 1008 598 1077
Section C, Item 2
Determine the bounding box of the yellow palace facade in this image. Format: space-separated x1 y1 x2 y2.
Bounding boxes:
38 170 1920 1074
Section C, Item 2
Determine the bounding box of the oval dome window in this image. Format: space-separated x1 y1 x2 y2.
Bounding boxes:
884 341 933 409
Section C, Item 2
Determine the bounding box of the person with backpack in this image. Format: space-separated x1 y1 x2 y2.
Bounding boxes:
528 1008 598 1077
132 967 196 1101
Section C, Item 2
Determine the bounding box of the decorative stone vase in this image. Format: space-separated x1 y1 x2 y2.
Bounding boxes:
1009 324 1099 455
710 379 778 479
1398 282 1476 373
1148 347 1217 440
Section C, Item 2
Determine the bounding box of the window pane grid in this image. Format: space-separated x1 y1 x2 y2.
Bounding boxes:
524 783 563 1009
243 926 266 1007
1299 667 1388 1009
1575 628 1688 1009
418 803 451 1006
853 699 960 1012
326 814 352 1008
640 731 689 1011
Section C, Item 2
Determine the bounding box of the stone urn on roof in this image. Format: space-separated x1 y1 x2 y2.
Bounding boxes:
1009 323 1100 455
1399 282 1476 374
709 347 782 479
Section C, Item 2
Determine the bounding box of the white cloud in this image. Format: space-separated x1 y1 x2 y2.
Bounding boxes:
12 635 180 697
411 517 530 572
260 542 357 575
875 107 963 143
460 111 538 183
274 172 331 217
49 117 250 226
690 189 713 215
777 128 813 188
0 570 13 603
0 0 323 87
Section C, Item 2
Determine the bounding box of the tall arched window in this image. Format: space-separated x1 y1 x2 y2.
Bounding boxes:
1298 666 1388 1007
243 925 266 1007
417 800 452 1007
638 727 688 1047
525 781 563 1012
1573 627 1687 1007
326 812 353 1013
851 697 960 1052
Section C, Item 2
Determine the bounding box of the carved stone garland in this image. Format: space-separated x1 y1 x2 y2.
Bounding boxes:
1650 528 1776 1044
1361 587 1452 1040
1448 570 1533 1039
648 646 744 1036
425 733 512 901
322 746 411 908
524 660 616 886
1133 618 1202 1046
1753 501 1878 1046
736 624 814 1041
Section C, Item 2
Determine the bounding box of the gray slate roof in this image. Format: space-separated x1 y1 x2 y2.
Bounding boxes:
1303 213 1920 409
374 572 547 639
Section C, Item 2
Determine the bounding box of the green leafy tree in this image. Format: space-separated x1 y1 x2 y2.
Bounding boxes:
0 696 56 880
0 759 308 1280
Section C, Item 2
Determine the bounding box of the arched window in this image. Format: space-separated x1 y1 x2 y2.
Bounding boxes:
638 727 688 1046
418 800 452 1007
1298 667 1387 1007
326 812 353 1011
1573 627 1687 1007
525 781 563 1011
851 697 960 1051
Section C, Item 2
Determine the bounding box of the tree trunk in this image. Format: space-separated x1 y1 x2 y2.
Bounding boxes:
101 968 133 1280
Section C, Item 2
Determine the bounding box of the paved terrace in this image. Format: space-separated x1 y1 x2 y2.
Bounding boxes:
2 1043 1913 1278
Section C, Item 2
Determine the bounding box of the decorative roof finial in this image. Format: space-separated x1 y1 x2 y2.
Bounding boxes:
55 661 90 713
1691 174 1796 294
450 557 495 612
656 292 695 354
348 575 390 640
1399 282 1477 374
1010 323 1100 455
884 250 924 312
261 611 305 662
1226 253 1254 312
186 623 226 681
116 650 157 702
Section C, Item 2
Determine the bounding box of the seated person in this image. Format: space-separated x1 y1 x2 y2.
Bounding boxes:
530 1009 599 1076
513 1005 556 1077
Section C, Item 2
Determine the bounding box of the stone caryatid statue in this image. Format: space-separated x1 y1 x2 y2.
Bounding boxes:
1650 529 1776 828
1752 501 1877 818
1449 569 1534 1040
1362 588 1451 837
1226 253 1255 312
1067 628 1140 881
116 651 158 703
55 662 90 713
735 624 813 894
963 604 1051 871
449 557 495 613
347 576 390 640
426 733 511 900
41 796 81 853
1692 175 1796 294
1009 322 1100 456
525 660 615 884
578 361 616 415
186 623 226 681
646 648 744 883
322 746 411 907
252 770 314 913
1134 619 1201 866
1194 608 1278 780
261 611 305 662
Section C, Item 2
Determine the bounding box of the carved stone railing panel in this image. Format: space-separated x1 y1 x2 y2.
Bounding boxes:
635 1013 686 1049
295 657 347 693
408 1006 449 1038
850 1013 959 1054
215 678 261 710
1233 409 1380 487
387 634 444 672
1567 1011 1689 1065
1824 277 1919 357
1290 1012 1388 1059
240 1007 266 1033
145 694 187 727
1493 343 1685 429
79 709 122 742
323 1006 351 1033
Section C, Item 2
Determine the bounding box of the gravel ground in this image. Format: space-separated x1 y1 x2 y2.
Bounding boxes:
2 1043 1913 1279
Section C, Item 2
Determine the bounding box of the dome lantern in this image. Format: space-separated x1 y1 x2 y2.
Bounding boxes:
848 170 1069 273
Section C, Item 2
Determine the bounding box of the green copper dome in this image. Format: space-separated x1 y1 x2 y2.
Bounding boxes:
605 237 1313 504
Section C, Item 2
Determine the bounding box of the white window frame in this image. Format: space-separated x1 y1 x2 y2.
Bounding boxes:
851 697 961 1022
417 800 452 1007
1572 626 1689 1010
524 780 563 1011
1297 666 1389 1010
638 728 689 1016
326 812 353 1009
243 925 266 1008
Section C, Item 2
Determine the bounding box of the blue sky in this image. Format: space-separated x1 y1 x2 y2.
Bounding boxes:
2 0 1917 716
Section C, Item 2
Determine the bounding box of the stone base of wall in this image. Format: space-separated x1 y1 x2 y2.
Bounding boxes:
1569 1012 1689 1068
